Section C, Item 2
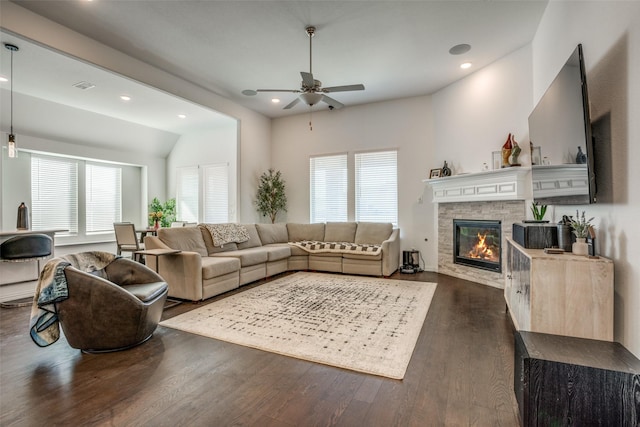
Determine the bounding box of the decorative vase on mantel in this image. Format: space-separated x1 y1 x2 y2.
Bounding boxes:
154 219 160 230
572 238 589 255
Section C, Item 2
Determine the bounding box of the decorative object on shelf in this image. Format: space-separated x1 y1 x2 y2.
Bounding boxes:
542 156 551 165
17 202 29 230
570 210 594 255
429 168 441 179
510 137 522 166
576 146 587 164
482 162 489 171
557 215 573 252
148 197 176 228
256 168 287 223
492 151 501 170
501 133 513 168
531 145 542 166
4 43 20 159
441 161 451 177
530 202 547 222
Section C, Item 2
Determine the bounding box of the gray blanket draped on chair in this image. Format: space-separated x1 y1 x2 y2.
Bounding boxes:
29 251 118 347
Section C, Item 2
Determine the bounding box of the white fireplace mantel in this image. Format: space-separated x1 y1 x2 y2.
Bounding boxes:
423 167 532 203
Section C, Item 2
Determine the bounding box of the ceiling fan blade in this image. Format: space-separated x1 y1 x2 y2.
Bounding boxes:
301 72 315 88
283 97 301 109
322 84 365 93
255 89 301 93
321 95 344 109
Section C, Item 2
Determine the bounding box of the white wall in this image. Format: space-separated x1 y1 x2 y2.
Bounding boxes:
167 123 239 221
531 1 640 357
432 44 533 174
272 96 436 269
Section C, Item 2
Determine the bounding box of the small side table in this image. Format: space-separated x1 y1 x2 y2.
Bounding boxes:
134 248 182 308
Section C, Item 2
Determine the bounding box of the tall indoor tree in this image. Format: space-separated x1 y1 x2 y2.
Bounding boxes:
255 169 287 223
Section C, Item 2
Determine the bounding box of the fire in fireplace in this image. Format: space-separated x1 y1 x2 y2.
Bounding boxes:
453 219 501 273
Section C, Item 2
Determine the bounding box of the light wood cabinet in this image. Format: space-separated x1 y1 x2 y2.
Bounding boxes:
504 238 613 341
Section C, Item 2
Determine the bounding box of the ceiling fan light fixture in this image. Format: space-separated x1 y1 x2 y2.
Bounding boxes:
300 92 323 106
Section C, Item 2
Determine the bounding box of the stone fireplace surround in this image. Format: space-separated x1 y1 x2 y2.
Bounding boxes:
425 168 531 288
438 200 525 289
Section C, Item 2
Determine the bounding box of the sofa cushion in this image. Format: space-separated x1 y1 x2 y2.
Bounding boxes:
288 244 309 256
256 223 288 245
201 256 241 280
261 244 291 261
354 222 393 245
287 223 325 242
198 225 238 255
324 222 357 243
236 224 262 249
157 228 208 257
212 247 268 266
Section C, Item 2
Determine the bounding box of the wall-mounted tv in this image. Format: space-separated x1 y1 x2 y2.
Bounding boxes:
529 44 596 205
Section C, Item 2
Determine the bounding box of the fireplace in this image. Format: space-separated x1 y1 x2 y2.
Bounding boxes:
454 219 502 273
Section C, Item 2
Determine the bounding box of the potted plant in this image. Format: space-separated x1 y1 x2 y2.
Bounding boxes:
570 210 594 255
530 202 548 222
148 197 176 228
255 169 287 223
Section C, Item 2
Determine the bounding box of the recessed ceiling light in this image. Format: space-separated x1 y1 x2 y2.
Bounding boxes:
460 62 472 69
120 95 131 101
178 114 186 119
271 98 281 104
0 76 7 82
449 44 471 55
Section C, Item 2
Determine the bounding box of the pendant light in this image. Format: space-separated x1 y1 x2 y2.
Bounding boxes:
4 43 19 159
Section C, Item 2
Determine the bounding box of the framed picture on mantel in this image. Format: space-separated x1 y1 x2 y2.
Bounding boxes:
429 168 441 179
492 151 502 170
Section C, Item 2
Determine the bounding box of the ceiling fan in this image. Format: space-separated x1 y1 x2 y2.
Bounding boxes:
242 26 365 110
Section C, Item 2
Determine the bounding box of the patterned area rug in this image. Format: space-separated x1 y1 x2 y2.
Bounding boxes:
160 272 437 379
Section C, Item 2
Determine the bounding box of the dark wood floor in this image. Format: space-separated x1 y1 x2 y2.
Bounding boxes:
0 271 520 426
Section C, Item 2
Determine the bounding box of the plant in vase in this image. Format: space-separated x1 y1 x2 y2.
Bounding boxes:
530 202 547 222
148 197 176 228
570 210 594 255
149 211 163 229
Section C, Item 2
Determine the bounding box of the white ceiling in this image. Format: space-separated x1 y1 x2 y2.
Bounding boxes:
6 0 549 120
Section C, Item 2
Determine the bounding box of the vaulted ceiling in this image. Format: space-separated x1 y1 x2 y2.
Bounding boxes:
7 1 548 119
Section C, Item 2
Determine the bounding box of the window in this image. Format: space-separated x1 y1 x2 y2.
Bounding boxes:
30 153 131 241
86 163 122 233
176 166 199 223
203 163 229 223
176 163 229 223
31 155 79 234
310 154 348 223
355 150 398 225
309 150 398 225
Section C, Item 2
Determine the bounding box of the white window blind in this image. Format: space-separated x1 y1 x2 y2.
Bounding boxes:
355 150 398 226
31 155 79 233
85 163 122 233
203 163 229 223
310 154 348 223
176 166 199 223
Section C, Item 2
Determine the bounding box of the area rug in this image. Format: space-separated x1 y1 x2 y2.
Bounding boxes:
160 272 437 379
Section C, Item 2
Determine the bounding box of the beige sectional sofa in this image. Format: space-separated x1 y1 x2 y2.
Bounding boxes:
144 222 400 301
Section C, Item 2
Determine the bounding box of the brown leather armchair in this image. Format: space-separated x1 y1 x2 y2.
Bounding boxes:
56 257 168 353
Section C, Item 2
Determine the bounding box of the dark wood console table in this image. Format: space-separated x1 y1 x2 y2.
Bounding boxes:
514 331 640 426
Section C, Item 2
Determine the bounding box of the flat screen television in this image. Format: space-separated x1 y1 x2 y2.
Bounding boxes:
529 44 596 205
